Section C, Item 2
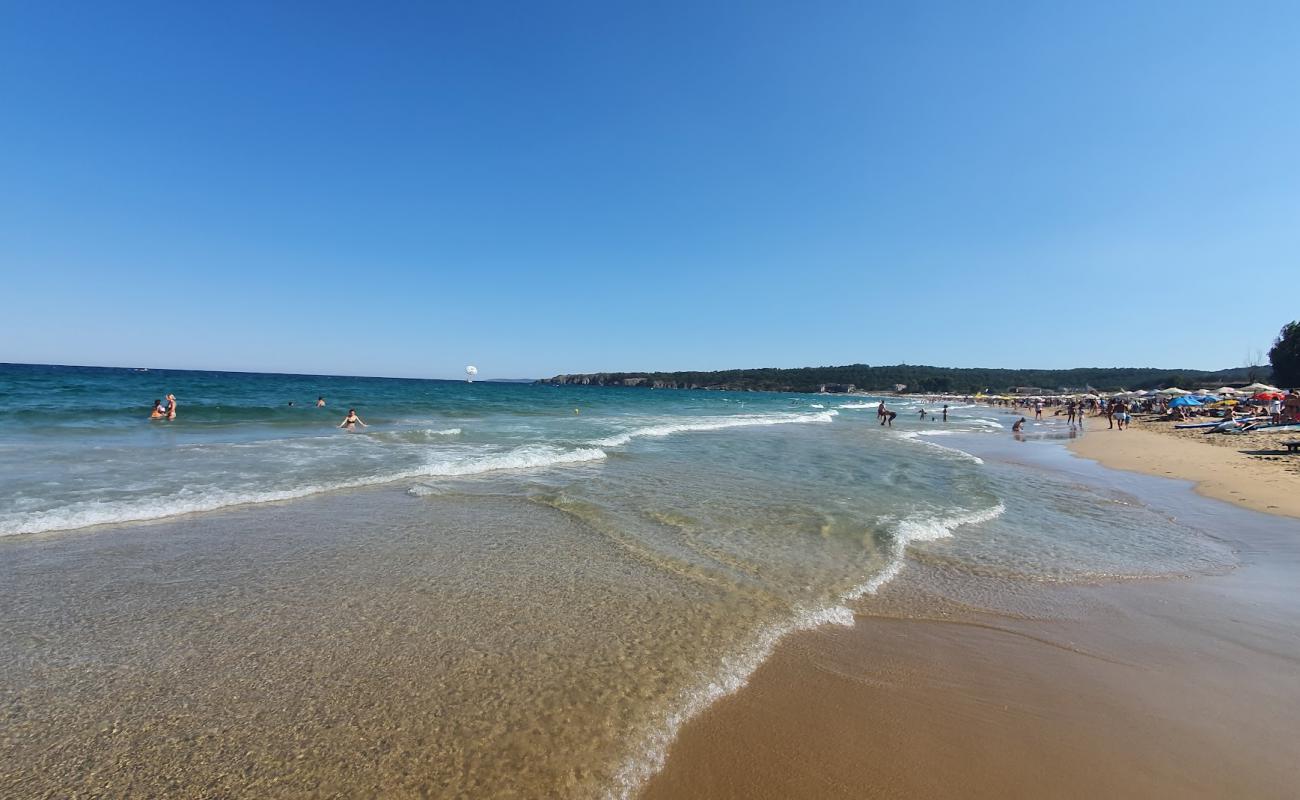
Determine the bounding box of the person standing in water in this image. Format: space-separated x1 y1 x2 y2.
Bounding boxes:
339 408 367 430
164 394 177 420
149 399 165 419
1012 417 1026 433
316 396 326 408
942 404 949 422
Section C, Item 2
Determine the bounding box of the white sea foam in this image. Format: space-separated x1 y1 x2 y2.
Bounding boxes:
592 411 837 448
0 445 606 536
610 498 1005 799
836 402 877 409
809 403 825 409
894 431 984 464
608 603 855 799
846 502 1006 599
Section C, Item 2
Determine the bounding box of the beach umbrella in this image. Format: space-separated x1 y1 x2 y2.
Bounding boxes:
1157 387 1190 396
1214 386 1240 395
1241 382 1279 393
1253 392 1284 401
1193 393 1221 402
1169 395 1202 407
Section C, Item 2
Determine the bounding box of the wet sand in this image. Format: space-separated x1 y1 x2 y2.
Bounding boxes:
1069 418 1300 517
642 572 1300 799
643 433 1300 800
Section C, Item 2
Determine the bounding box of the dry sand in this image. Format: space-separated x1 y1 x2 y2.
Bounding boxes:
1069 417 1300 517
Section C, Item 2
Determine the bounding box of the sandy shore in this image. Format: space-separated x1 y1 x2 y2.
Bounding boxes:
643 572 1300 799
1068 416 1300 517
642 428 1300 800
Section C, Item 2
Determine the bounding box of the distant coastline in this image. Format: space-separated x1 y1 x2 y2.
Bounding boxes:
539 363 1266 395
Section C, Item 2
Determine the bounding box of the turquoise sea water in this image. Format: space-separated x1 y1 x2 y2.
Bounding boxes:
0 363 1242 797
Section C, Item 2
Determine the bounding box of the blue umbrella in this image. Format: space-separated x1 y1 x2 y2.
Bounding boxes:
1169 395 1202 407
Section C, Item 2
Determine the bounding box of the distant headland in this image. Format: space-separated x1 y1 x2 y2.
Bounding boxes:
539 364 1266 395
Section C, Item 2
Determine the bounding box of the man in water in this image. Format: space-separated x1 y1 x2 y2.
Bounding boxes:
918 408 926 421
1034 400 1043 420
881 407 897 427
942 404 949 422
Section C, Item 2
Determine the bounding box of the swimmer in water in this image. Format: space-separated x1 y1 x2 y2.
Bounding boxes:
1012 417 1026 433
339 408 367 430
316 396 326 408
164 394 177 420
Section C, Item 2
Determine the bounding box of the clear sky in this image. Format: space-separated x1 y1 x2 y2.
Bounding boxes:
2 1 1297 379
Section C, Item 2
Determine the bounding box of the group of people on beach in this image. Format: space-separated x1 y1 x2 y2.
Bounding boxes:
147 394 368 430
875 401 950 426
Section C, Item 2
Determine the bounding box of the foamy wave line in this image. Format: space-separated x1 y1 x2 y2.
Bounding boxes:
609 603 855 799
846 501 1006 599
837 402 877 409
609 500 1005 799
593 411 837 448
0 445 606 536
895 431 984 464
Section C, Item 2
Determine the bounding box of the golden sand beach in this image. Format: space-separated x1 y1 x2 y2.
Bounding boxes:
1069 416 1300 517
642 422 1300 800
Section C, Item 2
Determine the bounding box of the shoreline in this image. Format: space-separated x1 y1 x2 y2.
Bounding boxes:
1067 417 1300 518
640 425 1300 799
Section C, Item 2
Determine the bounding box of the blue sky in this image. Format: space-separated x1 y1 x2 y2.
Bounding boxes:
2 1 1297 379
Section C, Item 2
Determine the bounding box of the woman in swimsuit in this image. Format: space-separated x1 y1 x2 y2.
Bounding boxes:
149 399 165 419
339 409 367 430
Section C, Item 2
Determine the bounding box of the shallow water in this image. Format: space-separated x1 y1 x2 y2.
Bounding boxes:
0 364 1241 797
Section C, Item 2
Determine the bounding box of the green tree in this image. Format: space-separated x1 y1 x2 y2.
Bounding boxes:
1269 320 1300 387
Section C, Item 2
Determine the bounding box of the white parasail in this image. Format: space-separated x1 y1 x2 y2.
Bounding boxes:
465 365 478 382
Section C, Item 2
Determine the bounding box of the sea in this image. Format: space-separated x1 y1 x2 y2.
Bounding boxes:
0 363 1239 798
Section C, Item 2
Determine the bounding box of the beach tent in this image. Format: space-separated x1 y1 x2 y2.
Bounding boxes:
1169 396 1202 407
